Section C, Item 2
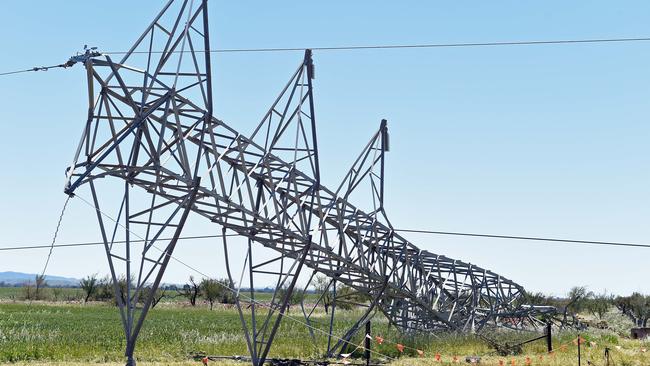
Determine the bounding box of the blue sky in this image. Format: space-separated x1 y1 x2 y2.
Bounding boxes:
0 1 649 296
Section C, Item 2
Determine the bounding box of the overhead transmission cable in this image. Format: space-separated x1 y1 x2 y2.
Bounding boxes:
104 36 650 54
3 36 650 77
395 229 650 249
2 226 649 252
0 234 238 251
39 196 71 277
26 196 71 303
0 63 70 77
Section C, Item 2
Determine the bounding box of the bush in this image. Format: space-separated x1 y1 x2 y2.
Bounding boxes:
586 292 613 320
201 278 234 310
21 276 48 301
275 285 305 313
80 274 98 303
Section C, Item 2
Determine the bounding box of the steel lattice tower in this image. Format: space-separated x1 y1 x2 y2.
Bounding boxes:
63 1 550 365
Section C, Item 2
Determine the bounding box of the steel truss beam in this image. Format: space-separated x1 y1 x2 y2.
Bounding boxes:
64 1 552 365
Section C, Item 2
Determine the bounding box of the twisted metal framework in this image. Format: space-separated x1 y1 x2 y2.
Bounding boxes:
63 1 549 365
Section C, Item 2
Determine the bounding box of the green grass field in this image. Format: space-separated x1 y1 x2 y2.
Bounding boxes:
0 287 319 304
0 301 402 363
1 295 650 365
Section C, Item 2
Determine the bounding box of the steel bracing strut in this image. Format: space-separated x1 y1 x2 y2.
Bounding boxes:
64 1 550 365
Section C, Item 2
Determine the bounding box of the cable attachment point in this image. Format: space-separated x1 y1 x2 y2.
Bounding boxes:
64 45 102 67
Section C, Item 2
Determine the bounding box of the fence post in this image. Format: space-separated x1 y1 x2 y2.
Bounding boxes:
546 323 552 353
577 334 581 366
365 321 371 366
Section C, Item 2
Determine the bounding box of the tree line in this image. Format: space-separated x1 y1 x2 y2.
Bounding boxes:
523 286 650 328
12 273 368 313
12 275 650 327
15 274 235 309
77 274 236 309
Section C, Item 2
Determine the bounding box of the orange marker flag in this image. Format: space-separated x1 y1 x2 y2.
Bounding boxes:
499 360 504 366
453 355 459 363
525 357 531 365
396 343 405 353
435 353 441 361
416 349 424 357
510 358 516 366
201 357 209 366
374 336 384 345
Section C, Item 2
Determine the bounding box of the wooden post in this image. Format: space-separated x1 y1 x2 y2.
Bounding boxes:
577 335 581 366
546 323 552 353
365 321 371 366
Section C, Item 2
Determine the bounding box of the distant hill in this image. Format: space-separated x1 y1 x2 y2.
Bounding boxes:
0 271 80 287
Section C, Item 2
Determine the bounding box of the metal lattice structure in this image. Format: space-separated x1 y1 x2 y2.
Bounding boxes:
63 1 549 365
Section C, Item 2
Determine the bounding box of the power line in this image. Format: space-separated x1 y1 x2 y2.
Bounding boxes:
0 63 68 77
39 196 70 278
103 36 650 55
395 229 650 249
1 228 649 252
4 36 650 77
0 234 236 251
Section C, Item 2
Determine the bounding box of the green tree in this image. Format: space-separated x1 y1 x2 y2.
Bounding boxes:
522 291 553 306
586 292 612 320
200 278 233 310
335 285 369 310
565 286 593 314
313 275 334 313
276 285 305 314
95 275 115 302
628 293 650 327
93 275 132 306
614 295 633 318
136 287 166 309
79 274 98 303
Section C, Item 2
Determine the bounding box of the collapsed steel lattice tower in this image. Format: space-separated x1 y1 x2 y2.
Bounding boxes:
64 1 542 365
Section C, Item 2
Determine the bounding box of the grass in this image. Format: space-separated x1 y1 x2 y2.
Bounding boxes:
0 287 319 304
1 300 650 365
0 287 84 302
0 301 389 363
